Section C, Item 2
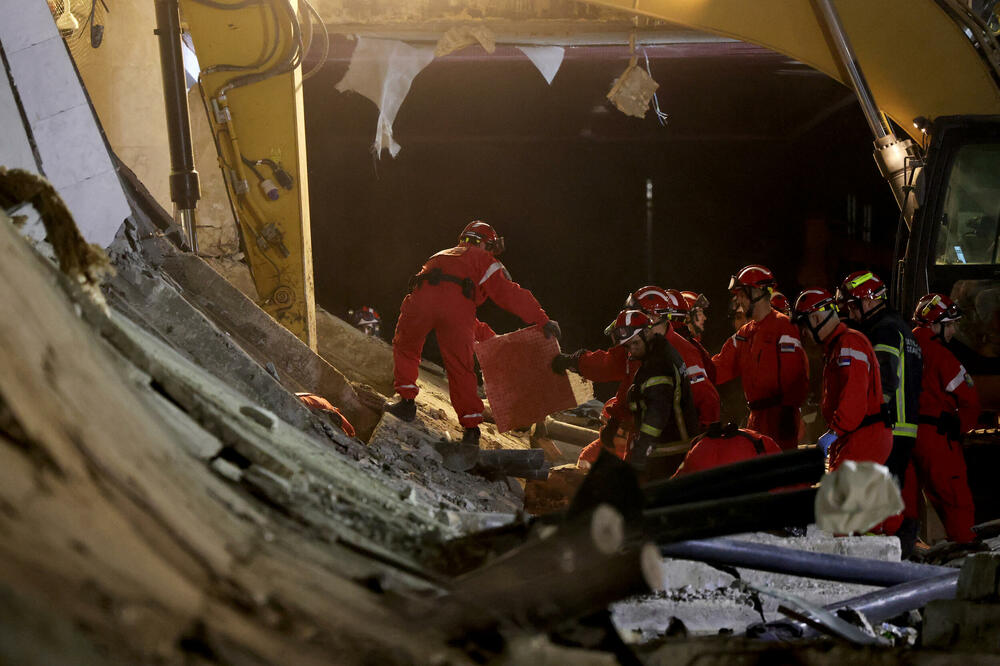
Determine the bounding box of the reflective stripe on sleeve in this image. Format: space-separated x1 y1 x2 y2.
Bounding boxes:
640 423 663 436
479 262 504 285
838 348 870 365
874 343 901 357
945 369 967 393
642 375 674 391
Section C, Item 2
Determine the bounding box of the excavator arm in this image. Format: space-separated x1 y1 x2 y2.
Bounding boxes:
579 0 1000 141
177 0 316 348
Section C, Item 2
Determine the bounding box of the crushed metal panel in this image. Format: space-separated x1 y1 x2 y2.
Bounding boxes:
476 326 591 433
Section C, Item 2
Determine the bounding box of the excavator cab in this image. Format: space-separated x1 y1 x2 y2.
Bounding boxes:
898 114 1000 523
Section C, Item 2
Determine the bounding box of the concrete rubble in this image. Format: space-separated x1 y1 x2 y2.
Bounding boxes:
4 181 1000 662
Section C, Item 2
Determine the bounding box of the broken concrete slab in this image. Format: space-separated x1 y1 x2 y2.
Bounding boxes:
316 306 396 396
124 231 380 439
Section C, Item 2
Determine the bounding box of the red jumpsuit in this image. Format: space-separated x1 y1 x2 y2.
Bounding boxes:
672 427 781 477
577 397 630 464
713 310 809 450
666 324 721 428
576 344 640 428
820 323 892 470
901 326 979 542
393 244 548 428
678 328 717 384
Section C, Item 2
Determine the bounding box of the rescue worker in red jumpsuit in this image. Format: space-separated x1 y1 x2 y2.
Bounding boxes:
791 289 891 470
770 292 791 316
672 422 782 477
713 265 809 450
903 293 980 543
348 305 382 337
679 291 710 343
387 221 560 448
669 289 716 383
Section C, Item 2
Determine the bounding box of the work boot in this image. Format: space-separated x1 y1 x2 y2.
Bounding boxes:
461 426 481 447
385 397 416 422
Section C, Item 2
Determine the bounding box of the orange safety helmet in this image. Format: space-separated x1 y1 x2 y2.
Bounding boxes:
459 220 505 255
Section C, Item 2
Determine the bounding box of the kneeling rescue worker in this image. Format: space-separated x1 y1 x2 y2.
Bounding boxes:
714 265 809 450
792 288 891 470
387 221 560 448
904 294 980 544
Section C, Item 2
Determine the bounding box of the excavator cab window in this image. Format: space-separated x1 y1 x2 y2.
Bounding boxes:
934 142 1000 266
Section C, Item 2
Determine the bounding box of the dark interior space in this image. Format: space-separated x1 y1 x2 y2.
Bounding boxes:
304 37 898 375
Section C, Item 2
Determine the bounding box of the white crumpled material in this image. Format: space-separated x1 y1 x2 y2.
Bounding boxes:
335 37 436 157
814 461 904 534
517 46 565 85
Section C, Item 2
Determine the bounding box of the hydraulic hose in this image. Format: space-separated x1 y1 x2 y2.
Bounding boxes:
660 537 954 587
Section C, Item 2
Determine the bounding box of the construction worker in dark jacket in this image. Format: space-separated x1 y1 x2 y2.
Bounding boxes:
611 309 696 474
836 271 922 483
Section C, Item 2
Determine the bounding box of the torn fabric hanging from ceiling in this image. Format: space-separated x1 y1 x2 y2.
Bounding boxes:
335 37 435 158
517 46 565 85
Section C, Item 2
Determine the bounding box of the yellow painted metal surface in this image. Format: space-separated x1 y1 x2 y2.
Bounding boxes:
580 0 1000 141
179 0 316 349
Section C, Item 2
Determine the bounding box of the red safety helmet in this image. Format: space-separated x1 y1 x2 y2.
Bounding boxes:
610 309 653 346
770 291 791 315
791 288 838 323
680 290 710 312
625 285 680 320
913 293 963 326
728 265 776 293
348 305 381 337
459 220 505 255
837 270 887 308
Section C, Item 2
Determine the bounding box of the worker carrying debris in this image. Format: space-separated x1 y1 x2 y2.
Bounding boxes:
713 265 809 450
791 288 891 470
387 220 560 448
671 422 781 477
613 309 695 474
902 293 980 544
836 270 922 485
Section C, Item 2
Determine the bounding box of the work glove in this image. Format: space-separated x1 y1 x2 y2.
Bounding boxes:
816 429 838 456
550 351 579 374
542 320 562 340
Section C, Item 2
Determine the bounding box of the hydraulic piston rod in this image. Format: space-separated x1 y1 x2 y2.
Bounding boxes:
154 0 201 252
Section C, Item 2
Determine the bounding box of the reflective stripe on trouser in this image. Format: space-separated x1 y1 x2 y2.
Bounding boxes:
392 286 484 428
747 405 800 451
901 425 976 543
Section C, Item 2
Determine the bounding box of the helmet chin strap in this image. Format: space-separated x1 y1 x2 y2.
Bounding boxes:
805 310 835 344
859 298 886 322
746 286 770 306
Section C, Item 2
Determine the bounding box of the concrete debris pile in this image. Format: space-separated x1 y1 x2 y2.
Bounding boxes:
4 193 1000 663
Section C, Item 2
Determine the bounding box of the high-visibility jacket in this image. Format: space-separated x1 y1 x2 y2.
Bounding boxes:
627 334 698 470
713 309 809 449
666 323 720 428
856 308 923 440
820 323 892 469
672 425 781 477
